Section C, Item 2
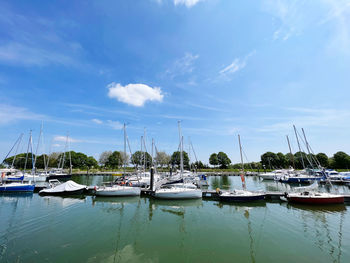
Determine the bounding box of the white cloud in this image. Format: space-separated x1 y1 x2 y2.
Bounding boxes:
92 118 103 124
219 58 246 76
54 136 81 143
0 104 45 125
107 82 163 107
174 0 202 8
219 51 255 79
52 144 61 147
107 120 123 130
165 53 199 79
0 42 75 67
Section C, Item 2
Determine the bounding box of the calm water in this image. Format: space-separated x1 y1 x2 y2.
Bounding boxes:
1 176 349 263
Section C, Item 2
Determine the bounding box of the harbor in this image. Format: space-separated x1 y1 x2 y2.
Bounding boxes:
1 175 350 263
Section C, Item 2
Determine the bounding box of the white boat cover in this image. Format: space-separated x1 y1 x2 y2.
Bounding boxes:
40 180 86 193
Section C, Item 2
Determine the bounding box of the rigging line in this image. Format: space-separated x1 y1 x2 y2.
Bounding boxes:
11 133 23 168
295 129 315 167
242 148 254 170
2 133 23 164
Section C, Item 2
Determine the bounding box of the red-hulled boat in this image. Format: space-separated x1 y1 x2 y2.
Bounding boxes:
286 191 344 204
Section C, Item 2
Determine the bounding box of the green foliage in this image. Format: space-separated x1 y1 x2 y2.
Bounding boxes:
105 151 123 169
217 152 231 168
131 151 152 169
260 152 278 169
316 153 329 167
170 151 189 168
332 151 350 169
192 161 206 169
209 153 219 167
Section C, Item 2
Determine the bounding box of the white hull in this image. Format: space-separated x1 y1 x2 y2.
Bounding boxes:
23 174 47 182
154 188 202 199
95 186 141 196
258 174 276 180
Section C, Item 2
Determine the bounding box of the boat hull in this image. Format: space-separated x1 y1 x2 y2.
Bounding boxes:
154 189 202 199
95 186 141 197
219 194 265 202
39 189 85 196
287 196 344 204
0 183 35 192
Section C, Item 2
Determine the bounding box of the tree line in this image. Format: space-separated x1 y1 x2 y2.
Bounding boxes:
4 150 349 171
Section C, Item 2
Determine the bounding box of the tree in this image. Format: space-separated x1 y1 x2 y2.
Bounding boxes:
155 151 171 168
276 152 287 168
217 152 231 169
193 161 205 169
333 151 350 169
131 151 152 169
294 151 308 169
316 153 329 168
105 151 123 169
120 151 130 166
285 153 294 168
261 152 278 169
171 151 189 168
209 153 219 168
99 151 112 166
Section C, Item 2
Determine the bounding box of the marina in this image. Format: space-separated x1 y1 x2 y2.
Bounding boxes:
1 175 349 263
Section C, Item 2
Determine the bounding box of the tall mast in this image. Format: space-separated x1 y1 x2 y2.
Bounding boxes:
143 128 146 172
178 121 183 175
124 123 126 176
293 125 305 169
286 135 295 169
302 128 320 168
141 136 144 173
24 130 32 171
238 134 246 190
34 122 43 171
11 133 23 168
68 133 72 175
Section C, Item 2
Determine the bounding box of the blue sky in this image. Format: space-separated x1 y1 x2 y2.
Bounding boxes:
1 0 350 164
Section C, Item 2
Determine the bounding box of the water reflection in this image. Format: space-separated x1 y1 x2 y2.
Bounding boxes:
285 202 346 262
42 196 86 208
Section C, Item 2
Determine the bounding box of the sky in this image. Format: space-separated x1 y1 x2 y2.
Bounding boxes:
1 0 350 165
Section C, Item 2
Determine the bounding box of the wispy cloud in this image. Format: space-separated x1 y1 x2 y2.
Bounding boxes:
257 107 350 133
0 104 46 125
107 120 123 130
107 82 164 107
91 118 103 124
219 51 255 80
164 53 199 79
0 4 84 68
54 136 81 143
173 0 203 8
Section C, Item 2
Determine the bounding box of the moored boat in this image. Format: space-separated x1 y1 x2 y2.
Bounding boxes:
39 180 86 196
0 182 35 192
95 185 141 196
286 191 344 204
154 186 202 199
219 189 265 202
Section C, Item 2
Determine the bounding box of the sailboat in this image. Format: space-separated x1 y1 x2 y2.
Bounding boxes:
218 135 265 202
95 124 141 197
154 121 202 200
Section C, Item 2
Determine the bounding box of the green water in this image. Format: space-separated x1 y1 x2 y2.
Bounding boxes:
1 176 349 263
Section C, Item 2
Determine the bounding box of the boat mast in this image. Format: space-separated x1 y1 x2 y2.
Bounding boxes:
143 128 146 172
238 134 246 190
293 125 305 169
24 130 32 172
286 135 295 169
34 122 43 173
123 123 126 176
68 133 72 175
178 121 183 176
302 128 321 168
10 133 23 169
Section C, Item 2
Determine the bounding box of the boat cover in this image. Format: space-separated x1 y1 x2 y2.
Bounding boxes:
41 180 86 193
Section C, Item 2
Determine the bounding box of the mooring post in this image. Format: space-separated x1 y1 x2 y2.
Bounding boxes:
150 166 154 191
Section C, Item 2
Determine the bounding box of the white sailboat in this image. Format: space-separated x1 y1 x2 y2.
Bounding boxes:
154 121 202 200
95 123 141 197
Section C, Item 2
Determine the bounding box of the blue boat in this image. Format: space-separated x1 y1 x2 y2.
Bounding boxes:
279 175 323 184
0 182 35 192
